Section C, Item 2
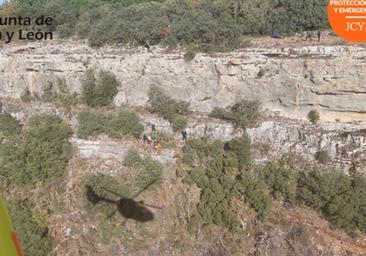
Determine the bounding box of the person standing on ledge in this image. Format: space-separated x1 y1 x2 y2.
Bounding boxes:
181 130 188 141
305 30 313 42
317 30 321 42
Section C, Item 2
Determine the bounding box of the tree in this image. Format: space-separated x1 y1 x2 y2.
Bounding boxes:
308 110 320 124
81 70 119 107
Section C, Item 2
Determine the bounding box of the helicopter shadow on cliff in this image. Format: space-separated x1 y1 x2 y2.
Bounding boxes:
86 179 162 223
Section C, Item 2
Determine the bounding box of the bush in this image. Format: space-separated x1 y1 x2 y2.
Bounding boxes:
209 99 260 129
123 150 163 189
258 160 298 204
154 132 176 149
84 173 130 216
184 50 196 62
180 134 366 235
180 137 271 231
0 115 72 186
77 111 108 139
16 0 328 50
171 115 188 133
55 78 79 108
235 174 272 219
108 111 145 138
316 150 330 164
9 200 53 256
183 136 366 235
42 82 57 102
308 110 320 124
297 170 366 234
77 110 144 139
0 112 21 137
20 88 33 102
148 86 189 132
224 136 251 169
182 138 224 168
123 150 143 168
81 70 119 107
209 107 227 120
135 156 163 189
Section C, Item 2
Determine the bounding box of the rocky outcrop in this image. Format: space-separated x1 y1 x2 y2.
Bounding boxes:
72 137 176 165
1 41 366 122
247 120 366 172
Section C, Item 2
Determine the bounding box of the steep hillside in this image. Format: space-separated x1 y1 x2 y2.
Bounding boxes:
1 41 366 256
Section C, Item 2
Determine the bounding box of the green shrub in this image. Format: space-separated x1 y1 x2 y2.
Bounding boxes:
123 150 143 168
154 132 176 149
308 110 320 124
0 112 21 137
17 0 329 50
124 150 163 189
135 156 163 189
297 170 366 234
77 110 144 139
148 86 189 132
20 88 33 102
235 173 272 219
81 70 119 107
77 111 108 139
258 160 298 204
0 115 72 186
56 78 79 108
184 51 196 62
171 115 188 133
182 137 366 235
316 150 330 164
209 107 227 120
107 110 145 138
9 200 53 256
0 143 21 187
42 82 57 102
180 137 271 231
209 99 260 129
224 136 251 169
164 1 241 51
182 138 224 167
84 173 130 216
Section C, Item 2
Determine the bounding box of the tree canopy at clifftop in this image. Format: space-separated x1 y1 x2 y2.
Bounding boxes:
6 0 328 50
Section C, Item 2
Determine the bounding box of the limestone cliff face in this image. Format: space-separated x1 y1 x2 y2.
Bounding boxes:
1 41 366 122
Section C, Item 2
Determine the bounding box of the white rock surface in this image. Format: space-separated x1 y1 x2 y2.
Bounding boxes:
247 120 366 172
72 138 128 159
1 41 366 122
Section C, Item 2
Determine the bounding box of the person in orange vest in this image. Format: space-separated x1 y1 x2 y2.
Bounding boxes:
155 141 162 153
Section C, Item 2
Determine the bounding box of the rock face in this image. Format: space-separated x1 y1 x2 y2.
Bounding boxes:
1 41 366 122
72 137 176 165
247 120 366 172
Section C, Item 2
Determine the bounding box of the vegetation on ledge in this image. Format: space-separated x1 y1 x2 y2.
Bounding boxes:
148 86 189 132
77 110 144 139
0 114 72 186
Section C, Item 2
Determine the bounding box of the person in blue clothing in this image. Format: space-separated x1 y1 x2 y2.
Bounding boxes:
181 130 188 141
142 134 148 144
271 33 284 39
